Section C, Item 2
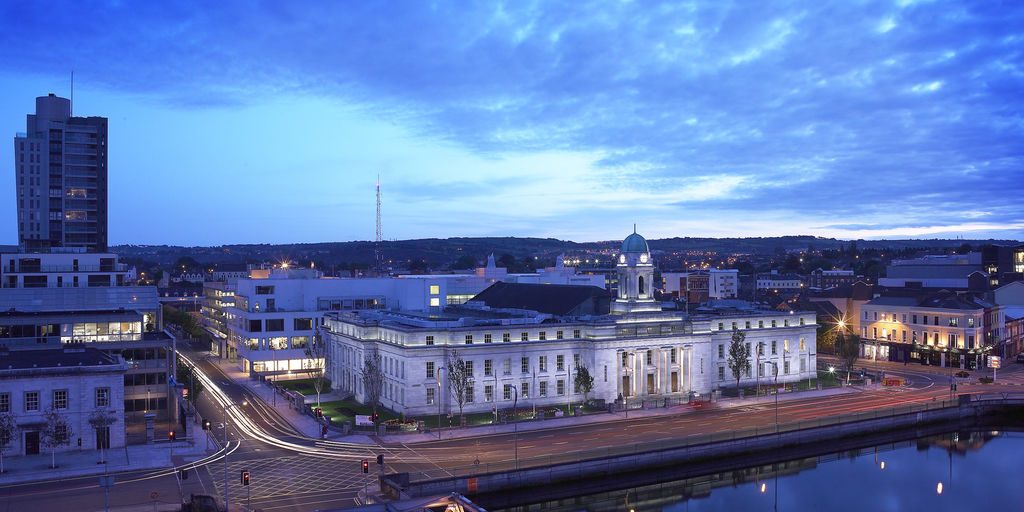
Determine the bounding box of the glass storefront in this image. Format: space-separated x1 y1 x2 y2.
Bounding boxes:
62 321 142 343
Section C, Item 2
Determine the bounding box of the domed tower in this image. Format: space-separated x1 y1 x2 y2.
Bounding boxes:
612 226 661 314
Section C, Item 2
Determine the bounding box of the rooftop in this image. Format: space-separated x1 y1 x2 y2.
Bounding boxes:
0 347 123 371
469 281 609 316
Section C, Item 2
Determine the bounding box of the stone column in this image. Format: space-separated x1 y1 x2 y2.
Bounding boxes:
615 350 623 398
633 350 640 396
664 349 671 394
654 350 661 394
684 348 692 394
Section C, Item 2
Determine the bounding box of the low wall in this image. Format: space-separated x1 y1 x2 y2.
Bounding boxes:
387 396 1024 501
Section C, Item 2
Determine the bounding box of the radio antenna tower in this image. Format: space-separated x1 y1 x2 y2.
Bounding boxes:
375 174 384 275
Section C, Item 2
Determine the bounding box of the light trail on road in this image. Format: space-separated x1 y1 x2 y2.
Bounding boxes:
179 353 382 460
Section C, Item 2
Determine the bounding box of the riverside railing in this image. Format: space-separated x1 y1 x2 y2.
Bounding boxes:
405 394 1024 483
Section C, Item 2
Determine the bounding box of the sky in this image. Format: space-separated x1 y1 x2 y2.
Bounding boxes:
1 1 1022 246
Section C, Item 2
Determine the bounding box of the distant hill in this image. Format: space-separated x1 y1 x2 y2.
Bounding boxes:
112 235 1019 268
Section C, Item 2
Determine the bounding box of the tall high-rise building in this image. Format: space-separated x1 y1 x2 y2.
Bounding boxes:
14 93 108 252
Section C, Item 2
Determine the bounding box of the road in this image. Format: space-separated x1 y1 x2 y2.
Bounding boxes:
6 348 1024 512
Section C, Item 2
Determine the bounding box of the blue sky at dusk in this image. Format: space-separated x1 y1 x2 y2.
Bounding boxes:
1 1 1022 246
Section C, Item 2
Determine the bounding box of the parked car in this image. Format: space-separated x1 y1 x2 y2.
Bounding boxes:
1016 353 1024 364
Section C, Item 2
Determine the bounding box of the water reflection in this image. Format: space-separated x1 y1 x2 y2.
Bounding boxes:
493 430 1017 511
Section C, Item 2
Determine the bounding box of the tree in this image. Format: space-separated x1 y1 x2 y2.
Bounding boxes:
408 259 430 274
303 327 329 407
88 409 117 464
450 255 478 270
0 412 18 474
836 332 862 384
174 256 201 270
727 328 752 389
446 350 471 422
497 253 517 270
360 350 384 424
783 254 802 272
163 304 204 339
41 407 73 469
573 363 595 403
816 325 838 354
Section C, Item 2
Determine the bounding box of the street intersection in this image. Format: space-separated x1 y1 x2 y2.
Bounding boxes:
3 352 1022 512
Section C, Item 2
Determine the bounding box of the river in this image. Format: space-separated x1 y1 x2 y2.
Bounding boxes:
491 430 1022 511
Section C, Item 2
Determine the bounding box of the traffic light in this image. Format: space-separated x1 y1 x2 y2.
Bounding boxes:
241 470 250 486
202 420 211 431
179 468 189 480
361 460 369 474
370 412 379 423
376 454 384 465
168 431 176 441
315 407 323 418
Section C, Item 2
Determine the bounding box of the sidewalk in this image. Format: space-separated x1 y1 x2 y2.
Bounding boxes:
0 439 209 486
374 384 862 445
818 354 998 379
202 351 873 447
204 355 349 441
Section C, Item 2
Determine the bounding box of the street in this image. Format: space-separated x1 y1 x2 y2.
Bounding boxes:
5 352 1023 512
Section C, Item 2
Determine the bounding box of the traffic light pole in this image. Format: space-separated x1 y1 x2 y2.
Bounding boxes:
223 405 229 512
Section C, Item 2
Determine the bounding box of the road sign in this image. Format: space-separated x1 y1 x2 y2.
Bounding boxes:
98 476 115 488
150 491 159 500
989 356 1001 369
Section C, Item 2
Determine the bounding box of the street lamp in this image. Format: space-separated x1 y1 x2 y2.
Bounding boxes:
436 367 445 440
755 342 760 396
222 403 233 512
510 384 519 470
492 373 499 425
768 361 780 432
531 367 537 419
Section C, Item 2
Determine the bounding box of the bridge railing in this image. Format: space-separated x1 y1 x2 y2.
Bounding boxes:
406 393 1024 483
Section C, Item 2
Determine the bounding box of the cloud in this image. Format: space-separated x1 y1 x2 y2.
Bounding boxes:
0 0 1022 243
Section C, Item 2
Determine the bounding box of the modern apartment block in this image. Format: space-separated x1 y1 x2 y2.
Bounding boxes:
14 93 108 252
981 244 1024 288
2 251 133 288
221 267 472 376
0 252 173 423
211 257 607 377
